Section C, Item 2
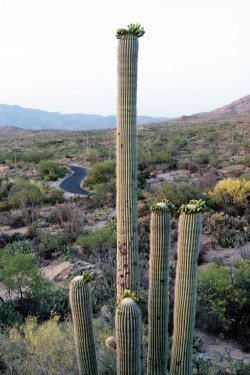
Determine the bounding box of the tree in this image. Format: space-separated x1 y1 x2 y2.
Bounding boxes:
0 253 51 305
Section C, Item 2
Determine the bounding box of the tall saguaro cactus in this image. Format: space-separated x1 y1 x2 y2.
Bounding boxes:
147 201 173 375
116 297 142 375
116 24 145 300
69 274 98 375
169 200 206 375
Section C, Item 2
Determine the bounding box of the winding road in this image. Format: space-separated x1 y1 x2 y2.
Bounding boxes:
59 165 89 196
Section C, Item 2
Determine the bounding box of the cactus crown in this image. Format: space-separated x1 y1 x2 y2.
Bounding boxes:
117 289 145 309
151 199 175 213
71 272 94 287
179 199 207 214
116 23 145 39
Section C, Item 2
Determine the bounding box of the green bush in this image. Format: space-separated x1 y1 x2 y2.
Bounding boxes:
2 241 33 255
203 212 250 248
197 259 250 349
84 160 115 188
193 149 212 165
37 160 67 181
77 225 116 259
34 232 66 259
154 182 210 209
8 179 45 208
0 315 78 374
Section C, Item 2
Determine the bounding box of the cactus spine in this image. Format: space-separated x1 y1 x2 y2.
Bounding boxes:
116 297 142 375
116 26 144 299
69 275 98 375
169 201 205 375
147 202 172 375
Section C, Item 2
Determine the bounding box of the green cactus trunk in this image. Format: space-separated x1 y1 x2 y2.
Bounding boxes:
116 297 142 375
169 213 202 375
147 209 171 375
69 276 98 375
116 34 139 300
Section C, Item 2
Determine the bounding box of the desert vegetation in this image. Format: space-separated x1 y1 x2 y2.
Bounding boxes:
0 24 250 374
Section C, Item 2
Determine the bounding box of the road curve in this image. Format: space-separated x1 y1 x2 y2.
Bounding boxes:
59 165 89 196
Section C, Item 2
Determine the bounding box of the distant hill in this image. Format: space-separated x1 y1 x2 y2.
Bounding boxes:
0 104 170 131
158 95 250 126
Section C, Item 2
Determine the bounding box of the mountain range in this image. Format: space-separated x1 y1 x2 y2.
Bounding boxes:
158 95 250 126
0 95 249 132
0 104 169 131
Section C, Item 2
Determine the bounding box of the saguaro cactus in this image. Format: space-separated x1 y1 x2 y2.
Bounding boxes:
147 200 174 375
116 24 145 299
69 273 98 375
169 200 206 375
116 296 142 375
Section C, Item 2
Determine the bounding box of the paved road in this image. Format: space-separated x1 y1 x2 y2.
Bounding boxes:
59 165 89 196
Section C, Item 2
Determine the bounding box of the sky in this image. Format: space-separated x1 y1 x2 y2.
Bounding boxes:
0 0 249 118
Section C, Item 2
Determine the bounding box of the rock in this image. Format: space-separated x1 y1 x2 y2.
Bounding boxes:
41 260 103 284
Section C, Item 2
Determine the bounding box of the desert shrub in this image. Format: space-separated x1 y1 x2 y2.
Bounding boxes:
49 202 85 244
208 178 250 215
84 160 116 207
0 315 77 375
193 148 212 165
241 155 250 167
77 224 116 259
0 178 12 200
177 159 198 173
21 150 55 164
44 186 64 204
8 179 45 208
2 240 33 255
37 160 67 181
197 259 250 349
84 160 116 189
203 212 250 248
34 231 66 259
154 182 210 209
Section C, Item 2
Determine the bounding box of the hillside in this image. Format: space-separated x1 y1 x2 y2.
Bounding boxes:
158 94 250 126
0 104 169 131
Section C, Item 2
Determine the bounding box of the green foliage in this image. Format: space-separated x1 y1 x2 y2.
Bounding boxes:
155 182 209 209
37 160 67 181
84 160 116 189
0 315 78 374
116 23 145 39
193 149 212 165
8 179 45 208
2 240 33 255
204 212 250 247
197 259 250 339
0 253 51 304
34 231 66 259
77 225 116 258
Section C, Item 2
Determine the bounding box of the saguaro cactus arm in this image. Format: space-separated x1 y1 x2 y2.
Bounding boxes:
116 296 142 375
147 201 173 375
169 200 206 375
69 274 98 375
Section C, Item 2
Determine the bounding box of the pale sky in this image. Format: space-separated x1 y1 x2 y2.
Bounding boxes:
0 0 249 117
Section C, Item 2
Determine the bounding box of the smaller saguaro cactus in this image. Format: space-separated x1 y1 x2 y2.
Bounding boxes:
115 295 142 375
147 200 174 375
69 272 98 375
169 200 206 375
